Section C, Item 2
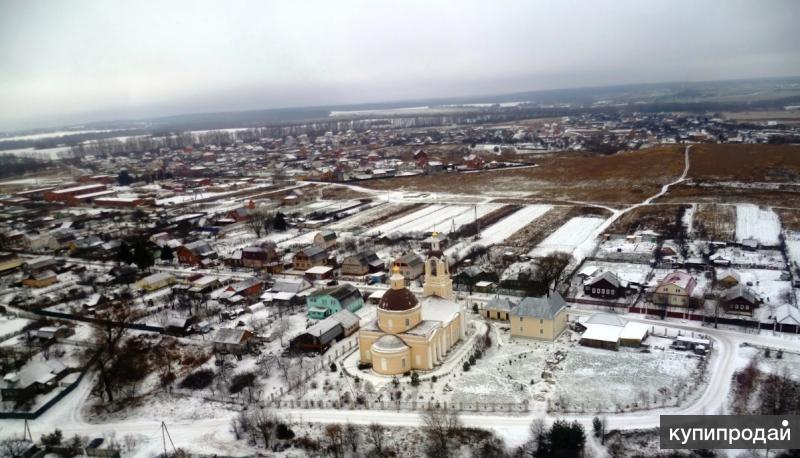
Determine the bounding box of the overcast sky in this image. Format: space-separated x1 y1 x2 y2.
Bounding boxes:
1 0 799 131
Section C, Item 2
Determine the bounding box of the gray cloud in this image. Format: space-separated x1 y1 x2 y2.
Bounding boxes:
1 0 799 130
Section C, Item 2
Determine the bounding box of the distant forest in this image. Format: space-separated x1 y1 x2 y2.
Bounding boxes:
0 154 52 179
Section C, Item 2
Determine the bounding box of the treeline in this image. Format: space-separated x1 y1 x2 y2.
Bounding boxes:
0 154 51 179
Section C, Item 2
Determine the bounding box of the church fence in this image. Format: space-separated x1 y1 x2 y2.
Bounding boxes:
265 398 530 413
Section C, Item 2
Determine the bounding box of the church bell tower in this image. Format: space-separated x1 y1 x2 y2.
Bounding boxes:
423 232 454 300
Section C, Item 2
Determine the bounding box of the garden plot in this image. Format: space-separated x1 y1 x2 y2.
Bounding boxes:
735 268 793 306
741 346 800 381
528 216 606 259
444 205 552 261
366 204 502 237
786 231 800 267
735 204 781 246
712 246 786 269
552 343 705 413
328 202 410 230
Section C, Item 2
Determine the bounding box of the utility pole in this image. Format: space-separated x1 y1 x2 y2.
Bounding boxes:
161 422 177 457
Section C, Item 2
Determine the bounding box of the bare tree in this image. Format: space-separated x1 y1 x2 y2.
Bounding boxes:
533 252 572 293
87 304 136 402
367 422 387 456
343 422 360 454
325 424 344 458
274 317 291 346
252 408 277 448
246 208 275 238
420 408 461 458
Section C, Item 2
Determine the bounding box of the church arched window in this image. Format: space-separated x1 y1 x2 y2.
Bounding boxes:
429 259 438 276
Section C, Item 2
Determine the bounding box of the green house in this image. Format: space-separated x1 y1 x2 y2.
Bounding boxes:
306 283 364 319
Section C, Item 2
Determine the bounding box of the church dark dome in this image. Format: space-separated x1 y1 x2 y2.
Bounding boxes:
378 287 419 311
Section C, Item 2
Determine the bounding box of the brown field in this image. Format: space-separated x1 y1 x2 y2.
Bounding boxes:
722 110 800 122
608 204 689 236
320 184 372 200
692 203 736 241
362 146 685 206
658 182 800 207
687 144 800 182
775 208 800 231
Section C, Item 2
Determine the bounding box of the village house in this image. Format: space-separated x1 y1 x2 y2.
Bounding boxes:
304 265 334 282
212 328 254 355
0 252 22 276
290 309 361 353
583 271 627 299
509 293 568 341
483 296 515 320
225 278 264 299
651 271 697 308
341 251 384 276
391 252 425 280
313 230 337 250
717 269 741 288
723 284 760 316
240 245 281 270
306 283 364 319
22 270 58 288
134 272 176 292
177 240 216 266
577 313 649 350
293 246 328 271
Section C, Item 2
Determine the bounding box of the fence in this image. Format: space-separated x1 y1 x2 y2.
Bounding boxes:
266 398 530 413
0 352 99 420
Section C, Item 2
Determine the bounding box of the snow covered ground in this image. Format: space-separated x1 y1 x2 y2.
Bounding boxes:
444 205 552 260
366 204 502 237
786 231 800 268
735 204 781 246
528 216 606 258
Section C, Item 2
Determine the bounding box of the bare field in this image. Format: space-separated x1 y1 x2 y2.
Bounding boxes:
658 183 800 207
722 110 800 122
362 146 685 205
608 204 689 236
320 184 372 200
692 203 736 241
688 144 800 182
498 205 610 256
775 208 800 231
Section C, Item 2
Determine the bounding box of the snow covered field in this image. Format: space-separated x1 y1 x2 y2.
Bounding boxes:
528 216 606 258
328 202 411 230
735 204 781 246
444 205 552 260
366 203 502 237
553 340 705 412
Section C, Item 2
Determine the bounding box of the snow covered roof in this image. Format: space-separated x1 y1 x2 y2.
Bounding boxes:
372 334 408 352
775 304 800 325
420 295 460 324
580 324 622 343
619 322 649 341
658 271 696 294
486 296 516 312
511 292 567 320
583 313 626 328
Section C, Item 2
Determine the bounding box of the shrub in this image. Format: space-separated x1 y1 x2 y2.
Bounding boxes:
229 371 256 394
431 375 438 383
179 369 215 390
330 362 338 372
410 372 420 387
463 362 471 372
276 423 295 440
